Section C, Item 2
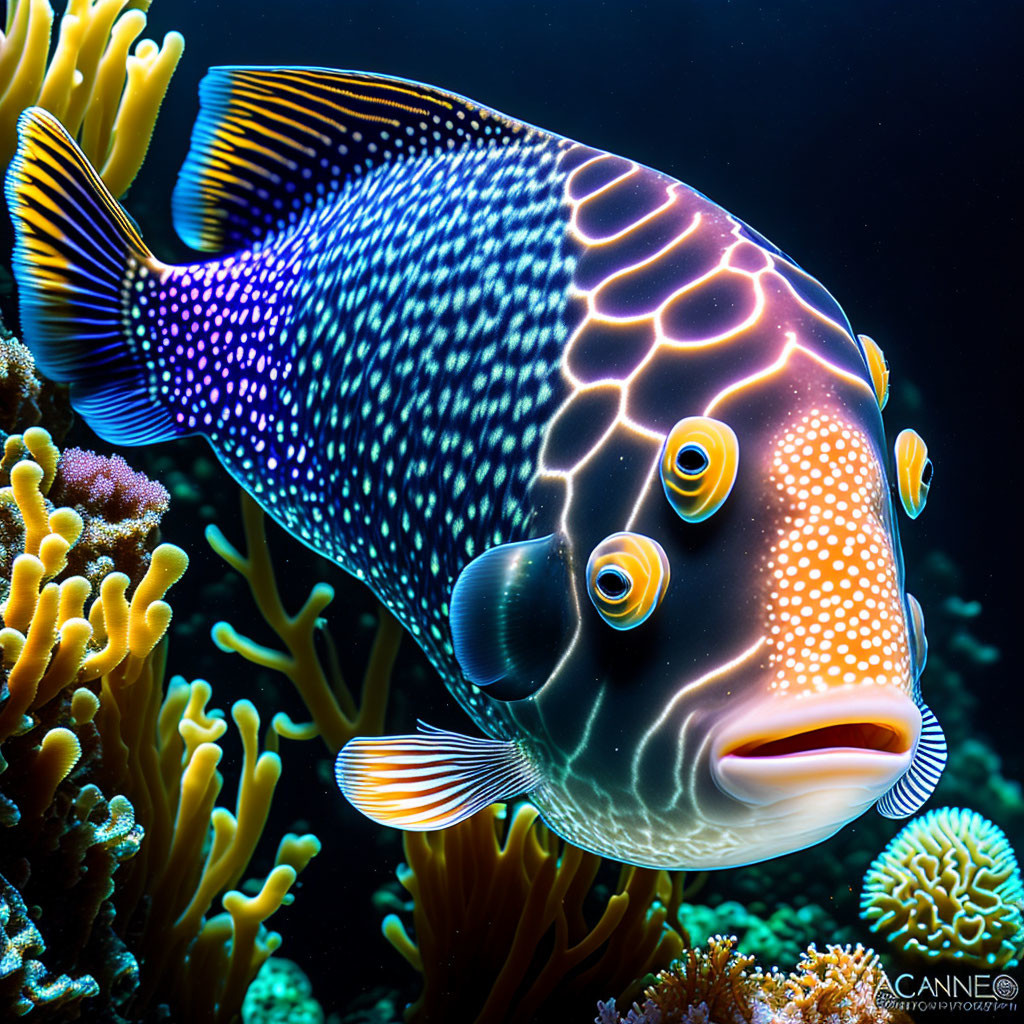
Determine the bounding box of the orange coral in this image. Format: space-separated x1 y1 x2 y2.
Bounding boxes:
639 936 759 1023
773 943 910 1024
598 938 913 1024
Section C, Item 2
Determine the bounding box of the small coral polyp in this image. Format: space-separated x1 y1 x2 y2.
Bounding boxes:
861 806 1024 968
50 446 171 586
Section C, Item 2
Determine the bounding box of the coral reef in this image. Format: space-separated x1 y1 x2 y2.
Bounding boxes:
0 426 183 1016
0 427 319 1020
243 957 324 1024
383 801 686 1023
0 328 38 431
49 446 170 587
861 806 1024 968
207 490 401 754
0 319 70 439
597 938 911 1024
771 943 910 1024
106 667 322 1023
678 900 855 972
0 0 184 196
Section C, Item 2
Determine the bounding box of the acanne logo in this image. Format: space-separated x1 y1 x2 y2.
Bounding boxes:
875 972 1019 1003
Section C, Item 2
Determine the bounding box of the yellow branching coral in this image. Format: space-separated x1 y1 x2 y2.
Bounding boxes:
384 801 686 1023
0 427 316 1021
99 668 321 1023
0 0 184 195
0 428 183 1017
861 806 1024 968
207 490 401 753
0 430 184 745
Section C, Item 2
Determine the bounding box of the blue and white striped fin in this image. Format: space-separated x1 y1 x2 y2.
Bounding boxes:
335 721 542 831
877 702 946 819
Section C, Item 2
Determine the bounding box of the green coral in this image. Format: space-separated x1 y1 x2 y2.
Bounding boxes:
0 873 101 1015
242 958 324 1024
861 806 1024 968
678 900 856 970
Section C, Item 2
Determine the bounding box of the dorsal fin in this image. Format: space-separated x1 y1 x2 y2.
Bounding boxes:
171 66 547 253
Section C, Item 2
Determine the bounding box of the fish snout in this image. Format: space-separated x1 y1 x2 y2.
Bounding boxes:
711 687 920 807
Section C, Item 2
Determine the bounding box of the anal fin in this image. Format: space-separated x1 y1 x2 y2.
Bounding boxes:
335 722 542 831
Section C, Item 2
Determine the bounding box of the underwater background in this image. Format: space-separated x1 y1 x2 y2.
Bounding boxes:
0 0 1020 1021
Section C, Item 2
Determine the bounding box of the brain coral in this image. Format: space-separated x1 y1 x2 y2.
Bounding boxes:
861 806 1024 968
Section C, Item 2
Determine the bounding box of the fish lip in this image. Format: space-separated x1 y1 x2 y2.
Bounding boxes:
711 687 921 805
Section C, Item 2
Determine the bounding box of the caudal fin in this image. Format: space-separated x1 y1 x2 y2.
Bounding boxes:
5 107 183 444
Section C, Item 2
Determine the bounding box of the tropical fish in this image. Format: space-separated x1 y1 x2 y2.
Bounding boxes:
5 67 945 869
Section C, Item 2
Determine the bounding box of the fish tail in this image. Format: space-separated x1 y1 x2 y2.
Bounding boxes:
5 107 184 445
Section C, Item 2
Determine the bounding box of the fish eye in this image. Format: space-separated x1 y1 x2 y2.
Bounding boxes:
894 428 931 519
595 566 632 600
660 416 739 523
675 443 710 476
858 334 890 411
586 532 669 630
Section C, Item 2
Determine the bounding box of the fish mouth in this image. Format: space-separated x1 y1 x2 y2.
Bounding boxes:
712 688 920 806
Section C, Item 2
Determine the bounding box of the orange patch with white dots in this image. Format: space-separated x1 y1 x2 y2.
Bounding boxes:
765 412 911 697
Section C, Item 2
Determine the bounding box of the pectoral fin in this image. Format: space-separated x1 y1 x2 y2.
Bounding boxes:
335 722 542 830
877 702 946 819
450 534 574 701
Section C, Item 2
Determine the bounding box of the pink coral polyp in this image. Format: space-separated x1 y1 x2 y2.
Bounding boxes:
55 450 169 522
49 449 171 586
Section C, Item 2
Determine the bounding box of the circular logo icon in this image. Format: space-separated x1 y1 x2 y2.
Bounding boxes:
993 974 1019 1000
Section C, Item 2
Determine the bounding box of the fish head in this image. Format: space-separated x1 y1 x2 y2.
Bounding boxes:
454 343 932 868
704 392 921 854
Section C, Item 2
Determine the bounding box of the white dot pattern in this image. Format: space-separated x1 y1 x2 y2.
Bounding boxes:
764 411 911 696
125 138 578 735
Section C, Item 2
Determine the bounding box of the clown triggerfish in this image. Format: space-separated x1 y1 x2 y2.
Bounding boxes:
6 67 944 869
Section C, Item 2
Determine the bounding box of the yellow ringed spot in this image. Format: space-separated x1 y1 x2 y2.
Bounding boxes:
858 334 890 410
586 532 669 630
894 428 931 519
660 416 739 523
